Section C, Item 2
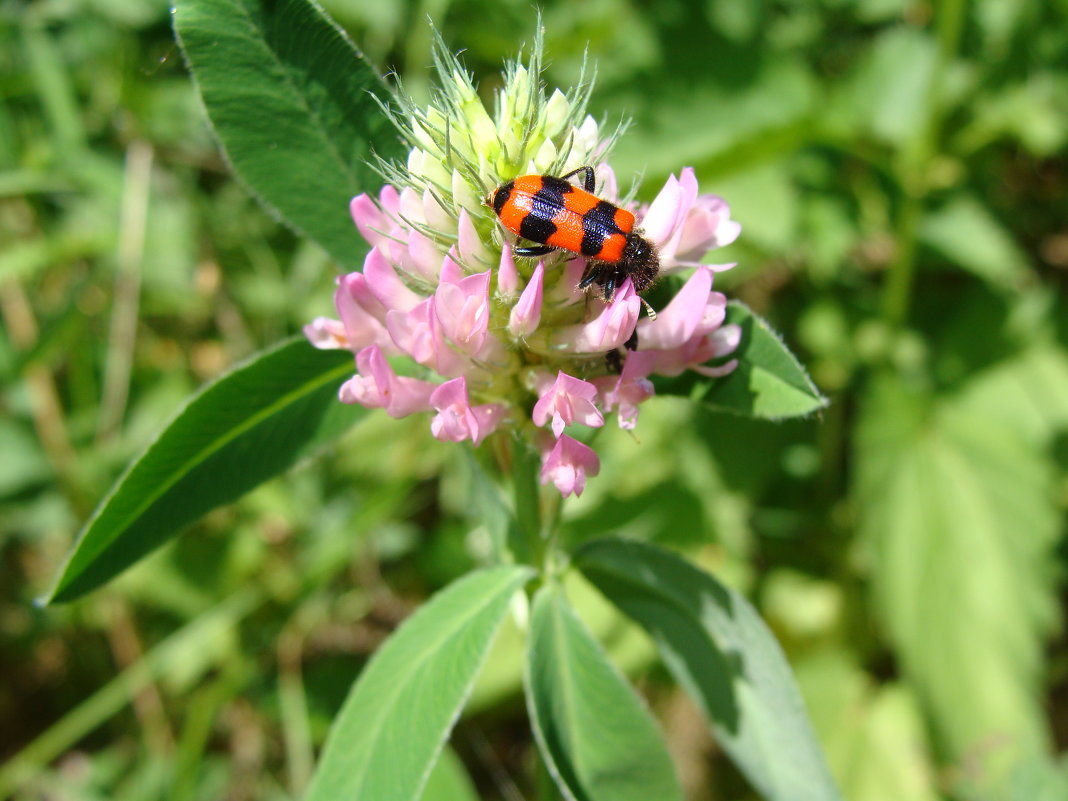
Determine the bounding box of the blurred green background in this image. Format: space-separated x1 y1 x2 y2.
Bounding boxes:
2 0 1067 798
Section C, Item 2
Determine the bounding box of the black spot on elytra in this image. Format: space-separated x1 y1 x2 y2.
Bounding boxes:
581 201 622 257
492 182 513 215
521 177 571 243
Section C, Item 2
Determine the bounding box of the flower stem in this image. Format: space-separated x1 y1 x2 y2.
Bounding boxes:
510 433 543 564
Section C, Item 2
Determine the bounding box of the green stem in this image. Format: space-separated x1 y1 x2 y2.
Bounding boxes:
510 433 543 565
881 193 922 327
880 0 968 328
508 433 567 576
935 0 967 64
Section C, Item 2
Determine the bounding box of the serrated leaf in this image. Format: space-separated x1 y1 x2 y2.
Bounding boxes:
173 0 402 267
655 300 828 419
45 337 361 603
855 373 1059 780
306 565 534 801
952 342 1068 446
525 583 683 801
575 538 842 801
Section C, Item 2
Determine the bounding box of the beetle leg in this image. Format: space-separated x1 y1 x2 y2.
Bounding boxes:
559 166 595 193
578 264 601 290
601 275 617 303
513 245 555 257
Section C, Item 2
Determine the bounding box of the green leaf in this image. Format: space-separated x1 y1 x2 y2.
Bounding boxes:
655 300 828 419
460 448 519 564
708 163 801 253
999 755 1068 801
792 652 940 801
951 342 1068 445
843 686 941 801
838 26 938 146
525 583 683 801
920 194 1033 288
45 337 361 603
957 72 1068 157
574 538 842 801
0 418 51 495
418 746 479 801
172 0 403 267
305 565 534 801
855 373 1059 780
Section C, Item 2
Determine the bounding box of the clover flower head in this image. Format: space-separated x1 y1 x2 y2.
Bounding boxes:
305 30 742 496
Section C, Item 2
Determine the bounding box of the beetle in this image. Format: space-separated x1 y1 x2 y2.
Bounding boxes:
489 167 659 303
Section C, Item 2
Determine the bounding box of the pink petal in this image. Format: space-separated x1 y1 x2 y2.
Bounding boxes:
675 195 740 258
540 434 601 497
645 319 742 378
646 346 696 377
457 209 491 267
596 164 619 202
429 377 478 442
338 272 387 323
429 377 506 446
471 405 507 444
438 247 466 285
711 323 743 355
385 299 467 377
544 257 588 306
334 273 398 354
434 270 491 356
405 230 443 282
656 169 701 260
637 267 712 349
303 317 347 349
553 279 641 352
638 169 743 270
693 359 739 378
363 247 424 312
532 372 604 438
378 185 401 215
350 189 401 250
717 218 742 247
339 345 434 417
509 262 545 338
603 350 657 429
700 291 729 333
497 245 521 296
429 375 468 407
639 172 688 245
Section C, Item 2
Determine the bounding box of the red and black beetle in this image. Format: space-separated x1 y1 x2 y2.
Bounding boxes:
490 167 659 302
